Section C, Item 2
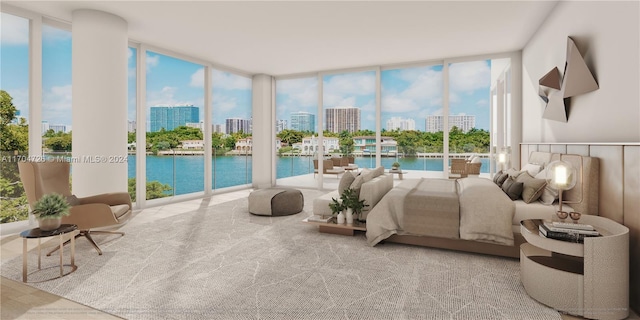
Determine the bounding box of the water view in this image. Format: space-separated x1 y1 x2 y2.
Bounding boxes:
132 155 491 196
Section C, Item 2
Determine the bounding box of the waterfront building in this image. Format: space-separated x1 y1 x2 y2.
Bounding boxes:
213 124 225 133
293 136 340 155
128 120 136 132
325 106 360 133
353 136 397 155
180 140 204 149
150 105 199 132
386 117 415 131
425 114 476 133
276 119 287 133
226 118 252 134
290 112 315 132
42 121 68 134
235 137 252 153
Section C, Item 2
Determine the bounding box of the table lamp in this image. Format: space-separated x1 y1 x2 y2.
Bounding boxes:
546 160 577 221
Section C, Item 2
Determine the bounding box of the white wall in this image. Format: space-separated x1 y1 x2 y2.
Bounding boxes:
522 1 640 143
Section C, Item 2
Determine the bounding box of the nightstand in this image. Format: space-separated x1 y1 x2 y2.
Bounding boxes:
520 216 629 320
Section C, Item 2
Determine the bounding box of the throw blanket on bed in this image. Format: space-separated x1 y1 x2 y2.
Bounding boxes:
403 179 459 239
366 177 515 247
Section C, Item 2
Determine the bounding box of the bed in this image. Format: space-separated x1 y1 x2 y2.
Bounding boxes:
365 151 600 258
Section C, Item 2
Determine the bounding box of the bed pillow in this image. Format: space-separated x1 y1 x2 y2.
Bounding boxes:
516 172 547 204
521 163 542 176
495 172 509 186
505 168 523 179
338 172 356 195
534 168 558 205
492 170 503 184
501 177 524 200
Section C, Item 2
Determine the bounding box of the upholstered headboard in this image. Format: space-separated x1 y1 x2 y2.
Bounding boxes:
523 151 600 216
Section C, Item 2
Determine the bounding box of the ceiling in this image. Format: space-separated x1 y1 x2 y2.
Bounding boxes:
6 1 559 76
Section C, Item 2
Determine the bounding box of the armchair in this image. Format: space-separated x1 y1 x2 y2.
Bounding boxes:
18 161 132 255
449 158 482 179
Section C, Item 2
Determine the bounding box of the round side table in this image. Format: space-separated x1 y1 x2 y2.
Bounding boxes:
20 224 78 282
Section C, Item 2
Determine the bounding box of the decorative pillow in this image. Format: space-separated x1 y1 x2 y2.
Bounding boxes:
338 172 356 195
66 195 80 206
521 163 542 176
501 177 523 200
495 172 509 186
516 172 547 204
350 174 366 191
372 166 385 178
492 170 503 184
534 168 558 205
470 156 482 164
505 168 523 178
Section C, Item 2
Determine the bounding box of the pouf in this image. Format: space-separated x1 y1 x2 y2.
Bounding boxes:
248 188 304 216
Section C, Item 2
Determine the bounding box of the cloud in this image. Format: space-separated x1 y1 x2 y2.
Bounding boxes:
146 54 159 73
449 60 490 93
476 99 489 107
190 68 205 87
381 68 443 114
323 72 375 97
276 78 318 112
5 88 29 119
147 86 197 108
42 85 72 125
1 13 29 45
212 69 251 90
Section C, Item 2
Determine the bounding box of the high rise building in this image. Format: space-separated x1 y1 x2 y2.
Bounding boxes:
386 117 416 131
276 119 287 133
290 112 315 132
150 105 199 132
325 106 360 133
425 114 476 133
128 120 136 132
226 118 252 134
213 124 225 134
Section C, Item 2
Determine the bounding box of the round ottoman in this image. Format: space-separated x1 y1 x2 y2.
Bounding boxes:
248 188 304 216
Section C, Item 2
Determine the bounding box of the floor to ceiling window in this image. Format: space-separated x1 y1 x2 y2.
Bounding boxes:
322 70 376 180
145 51 204 200
447 60 492 173
274 77 318 185
42 24 72 160
211 69 252 189
381 64 444 172
127 47 137 202
1 12 30 223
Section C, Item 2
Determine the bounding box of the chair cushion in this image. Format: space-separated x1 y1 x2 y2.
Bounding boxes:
110 204 130 218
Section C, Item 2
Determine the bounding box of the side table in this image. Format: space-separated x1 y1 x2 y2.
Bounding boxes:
20 224 78 282
303 217 366 236
520 216 629 319
388 170 407 180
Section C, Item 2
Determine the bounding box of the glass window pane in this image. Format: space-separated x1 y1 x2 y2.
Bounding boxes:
127 47 137 202
381 65 443 173
448 60 492 174
145 51 204 200
1 13 30 223
42 24 72 159
322 71 376 173
275 77 318 187
211 69 252 189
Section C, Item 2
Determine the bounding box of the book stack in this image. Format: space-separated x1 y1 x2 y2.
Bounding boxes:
538 221 600 243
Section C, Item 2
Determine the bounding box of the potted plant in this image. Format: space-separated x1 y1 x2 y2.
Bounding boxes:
31 193 71 231
329 197 345 224
340 188 369 223
391 161 401 171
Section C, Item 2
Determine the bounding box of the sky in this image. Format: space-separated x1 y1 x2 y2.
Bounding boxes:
1 12 252 131
276 62 492 132
3 11 491 134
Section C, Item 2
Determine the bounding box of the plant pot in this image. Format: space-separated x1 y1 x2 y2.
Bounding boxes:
37 217 61 231
336 212 345 224
345 208 354 224
392 166 398 170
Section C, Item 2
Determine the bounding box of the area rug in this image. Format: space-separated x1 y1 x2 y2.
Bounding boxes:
1 189 560 319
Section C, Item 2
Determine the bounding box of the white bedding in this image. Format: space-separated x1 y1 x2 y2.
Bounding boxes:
366 177 516 247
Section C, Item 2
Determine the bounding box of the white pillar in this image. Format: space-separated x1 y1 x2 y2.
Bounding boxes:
71 9 128 196
251 74 273 188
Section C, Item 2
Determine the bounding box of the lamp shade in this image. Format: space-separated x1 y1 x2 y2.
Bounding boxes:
546 160 577 191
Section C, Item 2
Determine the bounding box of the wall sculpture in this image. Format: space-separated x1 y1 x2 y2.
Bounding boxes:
539 37 599 122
